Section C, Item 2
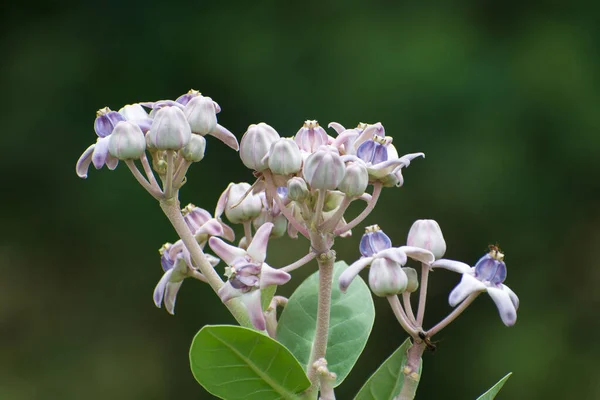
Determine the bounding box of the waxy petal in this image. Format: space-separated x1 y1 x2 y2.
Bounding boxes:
431 259 473 274
76 144 95 178
105 154 119 170
378 248 408 266
215 183 233 219
487 286 517 326
260 263 291 288
153 269 173 308
398 152 425 168
502 284 520 310
449 273 486 307
242 290 266 331
247 222 273 263
399 246 435 265
195 219 224 238
328 122 346 135
339 257 373 293
218 281 243 303
209 124 240 151
92 137 110 169
208 237 246 266
205 254 220 267
164 281 183 315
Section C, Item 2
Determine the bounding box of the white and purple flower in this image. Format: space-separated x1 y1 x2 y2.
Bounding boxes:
209 223 291 330
432 248 519 326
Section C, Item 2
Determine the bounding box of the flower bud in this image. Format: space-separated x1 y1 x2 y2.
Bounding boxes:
181 134 207 162
108 121 146 160
253 212 287 239
217 182 263 224
295 120 329 153
267 138 302 175
323 191 344 212
147 106 191 150
303 147 345 190
240 123 280 171
368 258 407 297
184 95 218 135
287 177 309 202
403 267 419 293
337 162 369 197
406 219 446 260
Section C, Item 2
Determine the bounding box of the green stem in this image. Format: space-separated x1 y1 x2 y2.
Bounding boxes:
394 340 425 400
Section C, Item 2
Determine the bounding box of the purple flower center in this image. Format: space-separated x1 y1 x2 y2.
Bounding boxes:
474 254 507 285
360 229 392 257
357 140 388 165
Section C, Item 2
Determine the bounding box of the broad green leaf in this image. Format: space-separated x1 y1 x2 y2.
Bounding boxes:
190 325 310 400
261 285 277 311
476 372 512 400
276 260 375 387
354 338 421 400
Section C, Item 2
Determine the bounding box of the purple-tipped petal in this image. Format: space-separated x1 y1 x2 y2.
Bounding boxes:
76 144 95 178
209 124 240 151
449 274 486 307
242 290 266 331
205 254 220 267
431 259 472 274
218 281 243 303
247 222 273 263
213 101 221 113
475 254 506 285
215 183 233 219
399 246 435 265
92 137 110 169
378 248 408 266
339 257 373 293
95 111 125 138
260 264 291 288
328 122 346 135
195 219 224 238
487 287 517 326
164 281 183 315
208 237 246 266
220 221 236 242
360 230 392 257
503 284 519 310
105 154 119 170
153 269 173 308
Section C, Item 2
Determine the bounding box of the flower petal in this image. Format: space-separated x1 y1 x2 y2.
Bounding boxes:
209 124 240 151
247 222 273 263
92 137 110 169
487 286 517 326
399 246 435 265
205 253 220 267
242 290 266 331
378 248 408 266
105 154 119 170
502 284 519 310
327 122 345 135
153 269 173 308
164 281 183 315
76 144 95 178
398 152 425 168
449 273 486 307
215 183 233 219
339 257 373 293
218 281 243 303
220 221 236 242
260 263 291 288
432 259 473 274
208 237 246 266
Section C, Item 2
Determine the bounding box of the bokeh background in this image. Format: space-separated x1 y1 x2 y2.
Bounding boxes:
2 0 599 399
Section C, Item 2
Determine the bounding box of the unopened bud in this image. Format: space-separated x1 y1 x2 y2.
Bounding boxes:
147 106 191 150
240 123 280 171
184 95 218 135
218 182 263 224
337 162 368 197
403 267 419 293
267 138 302 175
108 121 146 160
368 258 408 297
287 177 309 202
253 212 287 239
406 219 446 260
181 134 207 162
303 147 345 190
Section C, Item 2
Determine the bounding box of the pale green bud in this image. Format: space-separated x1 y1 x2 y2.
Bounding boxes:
337 162 368 197
287 177 309 202
181 135 206 162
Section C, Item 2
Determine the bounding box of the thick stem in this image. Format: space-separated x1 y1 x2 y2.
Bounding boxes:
427 292 480 337
387 295 419 338
402 292 417 326
394 341 426 400
415 263 430 326
159 199 251 327
334 183 382 235
281 252 316 273
305 248 335 396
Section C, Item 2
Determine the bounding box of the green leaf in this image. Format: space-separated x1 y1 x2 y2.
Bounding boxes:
276 260 375 387
354 338 421 400
190 325 310 400
476 372 512 400
261 285 277 311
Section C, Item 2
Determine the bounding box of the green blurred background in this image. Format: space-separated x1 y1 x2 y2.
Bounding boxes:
2 0 599 399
